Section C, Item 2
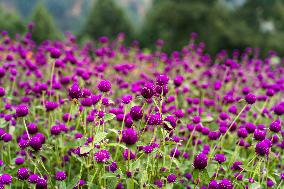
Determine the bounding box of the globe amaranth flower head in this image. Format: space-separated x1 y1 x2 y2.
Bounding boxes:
154 179 164 188
141 82 155 99
98 80 111 92
122 128 138 145
94 149 110 163
28 174 40 183
245 93 256 104
16 104 29 117
274 104 284 116
49 48 61 59
156 74 169 86
29 136 42 151
269 120 281 133
255 141 270 156
167 173 177 183
208 180 218 189
0 87 5 97
130 106 143 121
214 154 226 164
0 174 12 185
193 153 208 169
17 167 29 180
68 83 82 99
55 171 67 181
218 179 233 189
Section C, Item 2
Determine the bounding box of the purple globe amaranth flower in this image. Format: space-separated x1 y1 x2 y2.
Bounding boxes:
280 173 284 180
269 120 281 133
122 128 138 145
245 122 256 133
98 80 111 92
208 180 219 189
130 106 143 121
218 179 233 189
50 48 61 59
237 128 248 138
107 161 118 172
0 87 5 97
156 74 169 86
36 178 47 189
17 167 29 180
143 145 153 154
29 136 42 151
45 101 58 111
28 174 40 183
274 104 284 116
193 153 207 169
55 171 67 181
214 154 226 164
50 125 61 135
27 123 38 134
245 93 256 104
122 149 136 160
255 141 270 156
167 173 176 183
0 174 12 185
141 82 155 99
154 179 164 188
15 157 25 165
163 115 177 131
253 129 266 141
68 83 81 99
94 149 110 163
16 104 29 117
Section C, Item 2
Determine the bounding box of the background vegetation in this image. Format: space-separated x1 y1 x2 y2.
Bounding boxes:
1 0 284 54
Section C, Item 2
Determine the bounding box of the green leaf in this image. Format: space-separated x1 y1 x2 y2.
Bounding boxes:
104 113 116 122
201 116 214 123
109 129 119 135
126 179 135 189
192 169 199 181
93 132 107 144
101 173 117 178
80 146 92 154
107 143 127 149
200 169 210 184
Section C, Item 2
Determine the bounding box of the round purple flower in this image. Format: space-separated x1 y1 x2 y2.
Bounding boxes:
27 123 38 134
36 178 47 189
107 161 118 172
154 179 164 188
143 145 153 154
130 106 143 121
167 173 176 183
45 101 58 111
50 125 61 135
156 74 169 86
16 104 29 117
193 153 207 169
94 149 110 163
55 171 67 181
29 136 42 151
17 167 29 180
0 174 12 185
214 154 226 164
122 128 138 145
141 82 155 99
274 104 284 116
208 180 219 189
68 83 81 99
122 149 136 160
255 141 270 156
245 93 256 104
15 157 25 165
0 87 5 97
218 179 233 189
98 80 111 92
253 129 266 141
269 120 281 133
28 174 40 183
50 48 61 59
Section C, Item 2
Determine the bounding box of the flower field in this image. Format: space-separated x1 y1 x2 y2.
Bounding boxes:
0 32 283 189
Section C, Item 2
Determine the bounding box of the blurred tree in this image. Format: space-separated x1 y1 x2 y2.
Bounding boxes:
31 3 60 43
82 0 134 41
141 0 233 53
0 6 25 35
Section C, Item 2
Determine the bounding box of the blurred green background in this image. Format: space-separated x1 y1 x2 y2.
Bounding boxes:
1 0 284 54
